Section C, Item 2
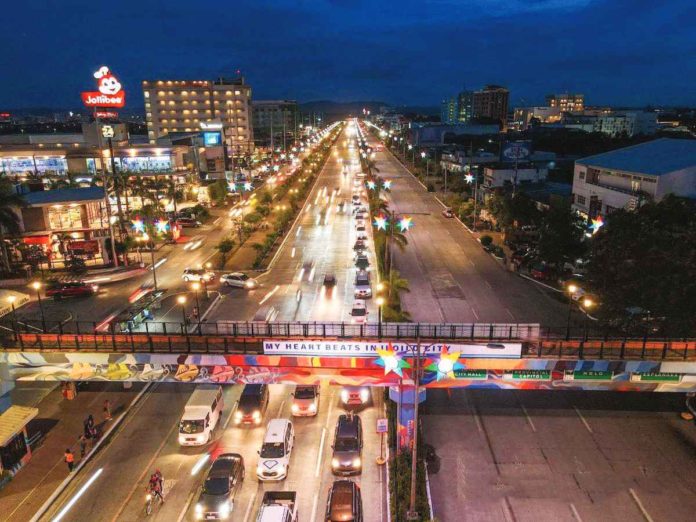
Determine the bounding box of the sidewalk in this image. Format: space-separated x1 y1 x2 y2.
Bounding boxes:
0 382 142 522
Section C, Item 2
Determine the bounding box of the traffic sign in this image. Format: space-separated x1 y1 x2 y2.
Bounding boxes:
376 418 388 433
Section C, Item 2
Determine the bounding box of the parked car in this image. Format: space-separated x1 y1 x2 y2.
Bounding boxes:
221 272 258 289
233 384 269 426
176 217 202 228
530 263 554 281
325 480 363 522
331 414 363 476
194 453 245 520
45 281 98 300
442 208 454 218
182 267 215 282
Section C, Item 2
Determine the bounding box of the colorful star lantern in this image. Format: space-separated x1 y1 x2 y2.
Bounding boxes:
425 345 464 381
397 216 413 232
366 180 376 190
243 182 253 191
375 345 410 377
131 218 145 233
464 173 475 184
590 216 604 235
154 219 170 235
228 182 237 192
382 180 392 190
373 214 388 231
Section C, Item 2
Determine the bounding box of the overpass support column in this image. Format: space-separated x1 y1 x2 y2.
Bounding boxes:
389 385 426 452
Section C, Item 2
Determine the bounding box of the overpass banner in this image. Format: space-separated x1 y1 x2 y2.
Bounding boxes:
262 341 523 358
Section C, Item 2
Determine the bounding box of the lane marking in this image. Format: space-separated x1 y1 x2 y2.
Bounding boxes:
242 489 258 522
506 308 515 320
570 503 583 522
471 307 480 321
259 285 279 305
469 259 476 268
175 489 196 522
520 404 536 433
53 468 104 522
574 406 593 433
629 488 654 522
485 280 492 289
276 399 286 417
502 497 516 522
310 491 320 522
315 428 327 478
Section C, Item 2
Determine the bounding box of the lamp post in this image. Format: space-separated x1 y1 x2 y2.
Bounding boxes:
191 282 202 334
203 262 212 299
376 296 385 338
138 234 158 292
581 297 594 340
407 339 422 521
177 295 187 328
566 284 577 340
31 281 46 332
7 295 17 336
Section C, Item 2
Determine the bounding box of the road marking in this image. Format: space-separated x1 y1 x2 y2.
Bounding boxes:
629 488 654 522
53 468 104 522
520 404 536 433
175 490 196 522
325 390 335 428
470 259 476 268
276 399 286 417
315 428 327 478
471 307 479 321
485 280 492 289
259 285 279 305
506 308 515 320
310 492 320 522
242 489 258 522
502 497 515 522
291 247 296 258
574 406 593 433
569 503 583 522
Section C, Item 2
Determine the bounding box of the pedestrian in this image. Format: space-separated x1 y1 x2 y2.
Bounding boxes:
64 449 75 472
103 399 112 421
78 434 87 457
86 414 95 431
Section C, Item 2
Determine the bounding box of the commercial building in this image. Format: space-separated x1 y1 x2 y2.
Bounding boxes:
472 85 509 125
571 138 696 217
483 165 548 189
546 93 584 112
596 111 657 137
410 122 501 147
513 107 562 130
252 100 299 149
142 77 254 156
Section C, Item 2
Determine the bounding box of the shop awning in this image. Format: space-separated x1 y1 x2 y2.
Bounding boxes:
0 406 38 447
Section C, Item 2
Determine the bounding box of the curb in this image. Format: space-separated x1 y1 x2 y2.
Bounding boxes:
29 382 153 522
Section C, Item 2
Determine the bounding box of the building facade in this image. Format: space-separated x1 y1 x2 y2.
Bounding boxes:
596 111 657 137
142 77 254 156
513 107 562 130
546 93 584 112
571 138 696 218
440 96 458 124
472 85 509 125
252 100 299 149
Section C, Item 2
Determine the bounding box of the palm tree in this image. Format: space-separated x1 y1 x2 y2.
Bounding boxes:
0 179 26 273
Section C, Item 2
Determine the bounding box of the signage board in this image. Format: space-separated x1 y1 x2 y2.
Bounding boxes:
203 131 222 146
101 125 115 139
564 370 614 381
376 418 388 433
81 66 126 108
501 140 532 162
95 111 118 119
262 341 522 359
630 372 681 383
503 370 551 381
453 369 488 380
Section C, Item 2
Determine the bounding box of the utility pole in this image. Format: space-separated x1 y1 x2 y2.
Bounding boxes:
407 339 422 520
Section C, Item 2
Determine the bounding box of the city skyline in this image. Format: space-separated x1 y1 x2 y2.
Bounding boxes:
1 0 695 108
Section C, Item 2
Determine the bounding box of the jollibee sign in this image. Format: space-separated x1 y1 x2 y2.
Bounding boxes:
81 66 126 108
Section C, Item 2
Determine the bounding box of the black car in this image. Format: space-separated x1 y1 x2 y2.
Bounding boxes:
323 274 337 287
325 480 363 522
331 414 363 475
353 240 366 251
233 384 269 426
354 255 369 270
195 453 244 520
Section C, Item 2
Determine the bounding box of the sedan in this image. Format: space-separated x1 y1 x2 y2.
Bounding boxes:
221 272 258 289
45 281 99 300
442 208 454 218
194 453 244 520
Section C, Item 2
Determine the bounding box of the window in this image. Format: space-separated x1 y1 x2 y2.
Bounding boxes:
579 171 585 180
576 195 586 205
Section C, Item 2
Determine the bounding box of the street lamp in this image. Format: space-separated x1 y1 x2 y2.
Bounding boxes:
177 295 187 328
376 296 385 338
191 282 202 334
137 234 158 292
7 295 18 335
565 284 577 340
31 281 46 332
581 297 594 340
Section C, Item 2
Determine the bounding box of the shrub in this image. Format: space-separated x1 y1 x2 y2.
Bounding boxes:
480 235 493 247
243 212 262 224
426 183 435 192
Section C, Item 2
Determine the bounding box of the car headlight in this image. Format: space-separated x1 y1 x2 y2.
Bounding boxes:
234 410 242 418
353 457 361 467
360 389 369 402
340 390 349 403
309 403 317 412
219 501 230 518
332 458 340 468
252 410 261 419
195 503 203 513
291 404 299 413
196 434 205 442
245 281 254 288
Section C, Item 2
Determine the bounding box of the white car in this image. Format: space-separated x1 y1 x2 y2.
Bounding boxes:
257 419 294 481
182 268 215 282
221 272 258 289
350 300 368 324
340 386 370 406
291 386 319 417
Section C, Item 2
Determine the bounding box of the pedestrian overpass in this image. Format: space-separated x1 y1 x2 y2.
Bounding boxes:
2 320 695 392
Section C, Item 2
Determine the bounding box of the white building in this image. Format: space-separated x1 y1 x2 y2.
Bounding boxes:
596 111 657 137
483 166 548 188
572 138 696 217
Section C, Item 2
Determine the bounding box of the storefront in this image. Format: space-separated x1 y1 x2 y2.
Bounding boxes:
0 155 68 177
0 406 38 476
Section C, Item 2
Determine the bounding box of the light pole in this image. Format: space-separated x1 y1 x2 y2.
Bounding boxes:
31 281 46 332
191 282 202 334
407 339 422 521
581 297 594 340
376 296 384 338
566 284 577 339
203 262 212 299
177 295 187 328
7 295 17 335
138 234 158 292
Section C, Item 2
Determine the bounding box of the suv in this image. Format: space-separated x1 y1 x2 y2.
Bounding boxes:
257 419 294 481
45 281 98 300
350 301 368 324
325 480 363 522
354 271 371 298
194 453 244 520
331 414 363 475
182 267 215 282
233 384 269 426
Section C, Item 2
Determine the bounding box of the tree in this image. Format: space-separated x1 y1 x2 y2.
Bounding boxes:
537 202 586 270
587 195 696 335
0 179 26 273
208 179 228 205
487 192 540 231
216 238 235 269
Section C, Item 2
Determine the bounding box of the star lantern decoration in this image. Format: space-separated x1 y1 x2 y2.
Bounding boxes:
228 182 237 192
590 216 604 235
375 344 410 377
243 182 253 191
397 216 413 232
425 345 464 381
366 180 376 190
131 218 145 233
154 219 170 235
464 173 475 184
373 215 388 231
382 180 392 190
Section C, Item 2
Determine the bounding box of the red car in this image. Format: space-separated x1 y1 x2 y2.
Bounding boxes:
530 264 554 281
46 281 99 299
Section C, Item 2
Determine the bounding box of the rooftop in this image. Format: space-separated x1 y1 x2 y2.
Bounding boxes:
578 138 696 176
22 187 105 205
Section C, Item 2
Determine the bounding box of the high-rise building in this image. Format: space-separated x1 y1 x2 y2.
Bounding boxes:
546 93 584 112
440 96 458 124
142 77 253 155
252 100 299 149
457 91 474 123
472 85 509 125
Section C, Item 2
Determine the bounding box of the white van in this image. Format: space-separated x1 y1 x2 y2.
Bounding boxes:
256 419 294 481
178 385 224 446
